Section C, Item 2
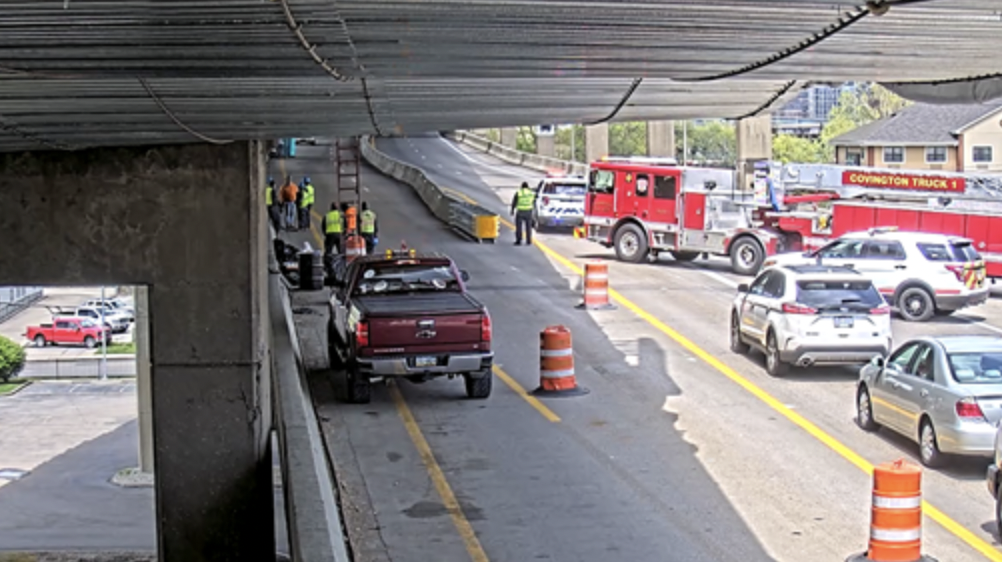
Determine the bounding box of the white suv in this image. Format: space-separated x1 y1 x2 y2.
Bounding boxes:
763 229 988 322
730 264 892 376
533 174 588 229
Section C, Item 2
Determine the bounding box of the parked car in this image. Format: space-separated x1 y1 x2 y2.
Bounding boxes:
82 298 135 322
730 264 892 376
73 305 131 333
25 317 111 348
327 249 493 403
857 335 1002 467
532 174 588 230
762 229 988 322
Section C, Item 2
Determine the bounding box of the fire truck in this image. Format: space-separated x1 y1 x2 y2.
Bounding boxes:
580 157 1002 276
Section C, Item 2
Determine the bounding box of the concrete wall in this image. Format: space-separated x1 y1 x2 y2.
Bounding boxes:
500 128 518 148
585 124 608 166
736 115 773 190
0 142 273 561
536 133 555 158
647 121 675 158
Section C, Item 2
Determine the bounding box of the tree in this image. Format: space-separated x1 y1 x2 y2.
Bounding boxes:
515 126 536 153
608 122 648 157
554 124 585 162
819 83 910 161
773 134 825 164
676 120 737 166
0 335 25 382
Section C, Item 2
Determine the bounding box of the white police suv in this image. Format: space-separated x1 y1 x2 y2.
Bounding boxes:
533 174 588 230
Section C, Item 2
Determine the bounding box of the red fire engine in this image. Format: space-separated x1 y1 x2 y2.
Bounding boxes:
580 158 1002 277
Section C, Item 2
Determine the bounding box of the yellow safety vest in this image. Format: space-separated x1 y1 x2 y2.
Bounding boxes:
325 210 343 234
305 184 315 206
516 188 535 211
265 186 273 206
360 210 376 234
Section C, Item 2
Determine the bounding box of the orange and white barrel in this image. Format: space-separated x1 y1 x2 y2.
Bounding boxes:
539 325 577 392
867 460 922 562
345 234 366 262
583 260 610 309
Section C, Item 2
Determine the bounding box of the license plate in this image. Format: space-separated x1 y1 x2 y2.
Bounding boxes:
414 356 437 368
834 316 854 329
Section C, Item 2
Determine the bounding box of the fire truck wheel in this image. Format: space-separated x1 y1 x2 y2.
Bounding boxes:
670 251 700 262
614 224 648 263
730 238 765 276
897 287 935 322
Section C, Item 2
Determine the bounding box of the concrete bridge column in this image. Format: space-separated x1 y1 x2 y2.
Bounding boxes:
647 121 675 158
500 128 518 148
585 124 608 165
736 115 773 190
536 133 555 158
0 142 274 561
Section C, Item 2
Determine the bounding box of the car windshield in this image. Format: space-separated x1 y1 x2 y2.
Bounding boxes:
947 351 1002 384
354 262 460 295
795 280 884 311
544 183 586 196
80 319 97 328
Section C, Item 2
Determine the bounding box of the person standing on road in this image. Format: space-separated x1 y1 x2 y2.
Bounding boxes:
299 176 315 231
510 181 537 245
280 175 299 231
322 202 343 255
265 177 280 230
360 201 379 254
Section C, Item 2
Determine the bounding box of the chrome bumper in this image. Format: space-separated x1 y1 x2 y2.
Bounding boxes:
357 352 493 377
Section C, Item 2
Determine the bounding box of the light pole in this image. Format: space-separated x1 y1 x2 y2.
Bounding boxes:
682 120 689 165
570 125 577 163
99 286 108 381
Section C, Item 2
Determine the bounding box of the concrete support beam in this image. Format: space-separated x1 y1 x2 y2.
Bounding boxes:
536 134 555 158
736 115 773 191
585 124 609 165
0 142 274 561
136 285 154 474
500 128 518 148
647 121 675 158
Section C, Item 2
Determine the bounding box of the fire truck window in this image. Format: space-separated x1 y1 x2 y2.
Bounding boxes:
863 241 906 260
589 170 615 194
654 176 676 199
635 175 650 197
818 239 864 259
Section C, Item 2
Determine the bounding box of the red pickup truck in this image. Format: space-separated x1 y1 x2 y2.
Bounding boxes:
327 249 493 403
26 317 111 348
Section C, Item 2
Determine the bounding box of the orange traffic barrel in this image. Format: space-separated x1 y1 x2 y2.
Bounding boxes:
345 234 366 262
532 326 588 397
846 459 936 562
577 260 615 310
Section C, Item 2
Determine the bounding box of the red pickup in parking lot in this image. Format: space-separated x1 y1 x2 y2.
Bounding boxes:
25 317 110 348
327 249 493 403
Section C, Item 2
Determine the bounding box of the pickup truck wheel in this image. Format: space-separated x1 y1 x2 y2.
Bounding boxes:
346 367 371 404
33 335 46 347
83 336 96 349
464 370 492 399
327 320 344 369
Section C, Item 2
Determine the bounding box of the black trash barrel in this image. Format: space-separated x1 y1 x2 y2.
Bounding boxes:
297 251 323 290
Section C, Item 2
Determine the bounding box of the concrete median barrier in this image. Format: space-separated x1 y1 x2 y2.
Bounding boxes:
360 136 499 243
447 131 588 177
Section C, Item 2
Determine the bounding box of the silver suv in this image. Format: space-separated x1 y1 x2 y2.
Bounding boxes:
730 264 892 376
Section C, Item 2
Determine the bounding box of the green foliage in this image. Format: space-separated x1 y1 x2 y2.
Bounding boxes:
819 84 910 161
608 122 648 157
773 134 826 164
675 120 737 166
96 342 136 355
0 335 26 383
515 126 536 153
554 125 586 162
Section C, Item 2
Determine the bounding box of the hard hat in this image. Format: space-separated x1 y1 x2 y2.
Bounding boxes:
521 182 529 188
305 176 311 183
267 176 273 183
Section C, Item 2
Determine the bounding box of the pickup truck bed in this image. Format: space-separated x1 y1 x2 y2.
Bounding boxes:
354 292 483 316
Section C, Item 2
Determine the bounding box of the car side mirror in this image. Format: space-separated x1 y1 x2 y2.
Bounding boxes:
460 270 471 282
736 283 749 293
870 356 885 369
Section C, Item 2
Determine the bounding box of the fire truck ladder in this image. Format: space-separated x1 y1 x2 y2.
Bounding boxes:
777 163 1002 201
334 137 362 248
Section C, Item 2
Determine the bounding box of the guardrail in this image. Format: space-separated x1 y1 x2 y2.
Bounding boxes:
446 131 589 177
20 355 137 379
359 136 499 243
269 239 352 562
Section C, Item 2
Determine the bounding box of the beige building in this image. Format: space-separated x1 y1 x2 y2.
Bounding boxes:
831 102 1002 172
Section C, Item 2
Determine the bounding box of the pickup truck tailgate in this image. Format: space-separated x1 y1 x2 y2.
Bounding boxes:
356 293 484 348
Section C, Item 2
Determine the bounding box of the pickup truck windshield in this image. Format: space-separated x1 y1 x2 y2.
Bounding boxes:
355 262 460 295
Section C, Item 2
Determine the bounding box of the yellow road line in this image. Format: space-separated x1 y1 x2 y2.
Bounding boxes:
492 365 560 423
490 198 1002 560
389 383 490 562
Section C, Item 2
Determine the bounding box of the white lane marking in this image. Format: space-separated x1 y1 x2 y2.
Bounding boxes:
439 136 542 178
698 269 740 290
956 314 1002 334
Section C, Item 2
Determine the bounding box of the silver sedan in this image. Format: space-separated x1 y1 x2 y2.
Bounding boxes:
855 335 1002 467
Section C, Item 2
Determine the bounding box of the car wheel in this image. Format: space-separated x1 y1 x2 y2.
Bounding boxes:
614 224 649 264
346 366 371 404
730 313 749 354
83 336 96 349
898 287 935 322
670 251 700 262
464 370 492 399
856 386 879 432
730 238 765 276
919 419 944 468
33 334 46 347
765 330 786 376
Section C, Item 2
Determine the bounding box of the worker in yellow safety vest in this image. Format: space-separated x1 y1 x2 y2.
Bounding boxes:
509 181 537 245
359 202 378 254
322 202 343 255
265 177 279 229
298 177 315 230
